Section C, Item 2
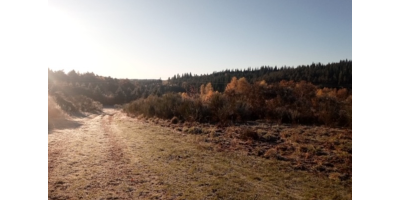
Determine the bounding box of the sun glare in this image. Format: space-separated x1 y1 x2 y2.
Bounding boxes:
48 7 102 73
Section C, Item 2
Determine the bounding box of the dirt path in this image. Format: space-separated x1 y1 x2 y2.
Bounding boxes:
49 109 150 199
48 109 351 200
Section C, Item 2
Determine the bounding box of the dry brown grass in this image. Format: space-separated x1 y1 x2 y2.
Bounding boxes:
142 117 352 188
49 109 351 199
125 113 351 199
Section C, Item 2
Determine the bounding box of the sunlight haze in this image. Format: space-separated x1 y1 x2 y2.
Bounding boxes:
48 0 352 79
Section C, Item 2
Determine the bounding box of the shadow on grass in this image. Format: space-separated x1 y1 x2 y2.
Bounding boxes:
48 118 83 134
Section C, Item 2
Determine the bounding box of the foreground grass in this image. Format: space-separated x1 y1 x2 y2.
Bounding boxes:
115 113 351 199
49 109 351 199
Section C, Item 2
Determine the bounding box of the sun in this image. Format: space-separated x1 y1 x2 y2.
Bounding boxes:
48 7 102 73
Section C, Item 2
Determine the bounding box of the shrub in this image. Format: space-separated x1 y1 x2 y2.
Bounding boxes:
316 96 341 126
171 116 179 124
122 80 351 128
51 92 102 114
53 92 78 113
289 109 300 124
274 107 291 124
177 99 195 122
262 131 280 143
239 128 260 140
336 88 348 100
72 95 103 113
263 148 278 159
157 93 182 118
187 127 203 134
208 93 226 121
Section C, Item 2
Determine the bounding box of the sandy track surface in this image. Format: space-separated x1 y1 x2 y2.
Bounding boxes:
49 109 351 200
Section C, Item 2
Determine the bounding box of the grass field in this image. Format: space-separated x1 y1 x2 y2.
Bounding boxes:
49 109 351 199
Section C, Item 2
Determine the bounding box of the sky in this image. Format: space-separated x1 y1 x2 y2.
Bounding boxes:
48 0 352 80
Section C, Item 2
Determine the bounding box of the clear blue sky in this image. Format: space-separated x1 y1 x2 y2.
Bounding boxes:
48 0 352 79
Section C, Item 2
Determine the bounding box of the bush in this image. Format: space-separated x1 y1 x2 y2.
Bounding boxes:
239 128 260 140
53 92 78 113
171 116 179 124
122 80 351 128
316 96 341 126
177 99 195 122
274 107 291 124
72 95 103 113
187 127 203 134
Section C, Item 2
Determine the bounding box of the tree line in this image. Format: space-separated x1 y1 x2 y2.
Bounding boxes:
167 60 351 93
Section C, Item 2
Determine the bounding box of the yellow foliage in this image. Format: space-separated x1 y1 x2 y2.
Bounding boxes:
316 89 324 97
279 80 295 88
316 87 336 98
200 84 206 96
200 82 214 102
336 88 348 100
328 89 337 98
225 77 238 92
181 92 190 99
237 77 250 94
259 80 267 86
205 82 214 94
204 91 214 101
